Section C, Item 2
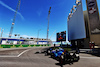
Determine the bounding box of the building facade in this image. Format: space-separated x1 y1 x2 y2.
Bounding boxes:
68 0 100 48
0 37 52 45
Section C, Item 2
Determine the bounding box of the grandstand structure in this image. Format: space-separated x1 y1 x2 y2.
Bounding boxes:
0 37 52 45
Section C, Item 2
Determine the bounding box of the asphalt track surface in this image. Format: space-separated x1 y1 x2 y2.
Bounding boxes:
0 47 100 67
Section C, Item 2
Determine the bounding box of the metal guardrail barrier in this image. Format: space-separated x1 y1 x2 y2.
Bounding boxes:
0 44 51 48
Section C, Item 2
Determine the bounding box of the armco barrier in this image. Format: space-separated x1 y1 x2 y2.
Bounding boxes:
0 44 51 48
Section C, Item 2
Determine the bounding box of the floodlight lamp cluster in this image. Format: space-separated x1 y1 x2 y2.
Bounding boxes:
67 0 81 21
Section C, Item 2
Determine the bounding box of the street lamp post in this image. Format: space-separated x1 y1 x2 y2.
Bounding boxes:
0 28 1 37
1 29 4 37
18 34 20 38
0 28 1 33
37 29 41 44
18 34 20 44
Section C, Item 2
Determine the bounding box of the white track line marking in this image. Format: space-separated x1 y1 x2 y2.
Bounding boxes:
17 49 30 57
0 49 30 57
0 56 18 57
81 57 100 59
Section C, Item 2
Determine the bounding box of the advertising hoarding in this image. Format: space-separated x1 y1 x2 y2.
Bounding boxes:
56 31 66 42
68 0 86 41
86 0 100 34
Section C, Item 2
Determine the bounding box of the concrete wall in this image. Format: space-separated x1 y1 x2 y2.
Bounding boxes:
90 35 100 45
83 11 100 46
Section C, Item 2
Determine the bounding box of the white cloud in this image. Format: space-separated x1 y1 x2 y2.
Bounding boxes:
3 32 15 37
11 19 13 21
21 35 34 38
91 28 100 33
2 31 34 38
0 1 24 20
37 11 42 17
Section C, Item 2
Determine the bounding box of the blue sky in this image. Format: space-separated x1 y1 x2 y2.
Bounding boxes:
0 0 100 41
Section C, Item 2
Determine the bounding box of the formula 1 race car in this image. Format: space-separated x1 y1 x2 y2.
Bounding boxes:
70 50 80 62
44 47 80 65
58 50 73 65
56 49 80 65
50 48 64 59
45 48 53 56
44 46 60 56
58 51 80 65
